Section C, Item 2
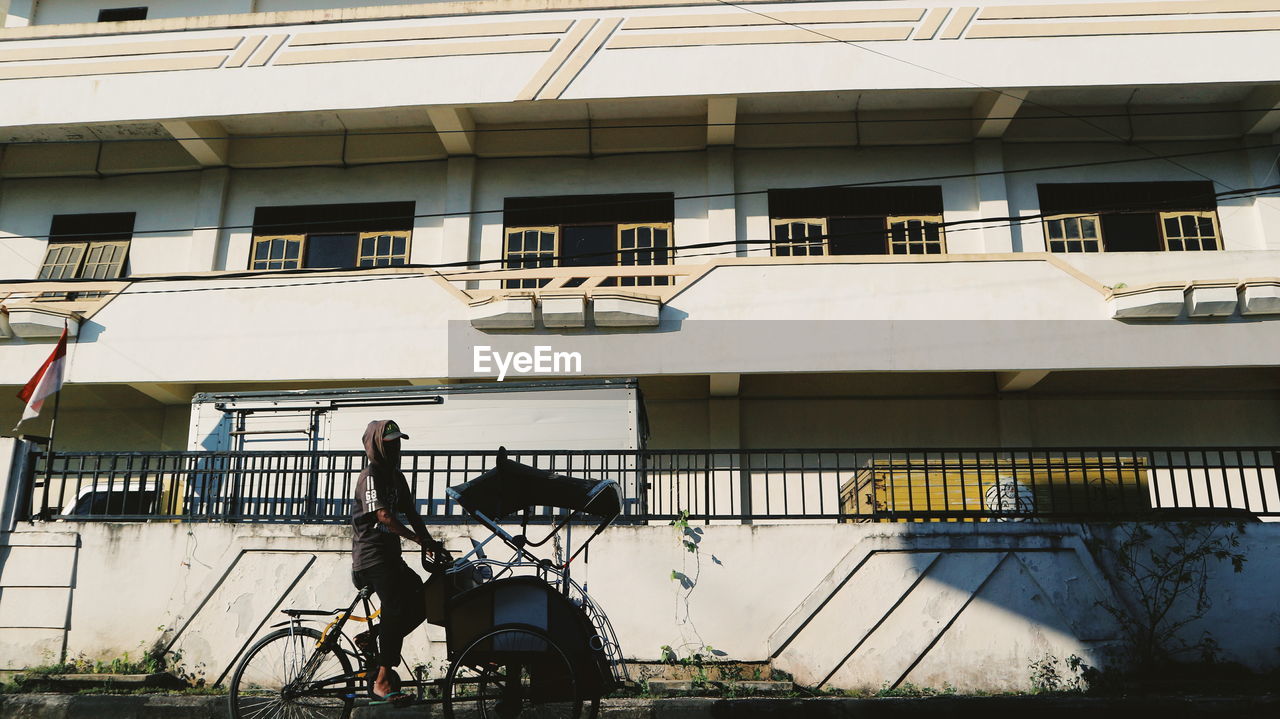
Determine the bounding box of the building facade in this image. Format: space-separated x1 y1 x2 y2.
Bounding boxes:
1 0 1279 690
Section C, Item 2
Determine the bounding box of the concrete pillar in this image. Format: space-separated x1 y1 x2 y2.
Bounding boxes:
1244 135 1280 250
973 140 1017 253
0 438 36 532
190 168 230 272
708 398 741 450
438 156 476 267
706 147 739 257
3 0 35 28
996 397 1034 448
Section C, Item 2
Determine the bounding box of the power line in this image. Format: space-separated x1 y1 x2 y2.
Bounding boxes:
3 106 1276 146
3 181 1278 296
3 141 1274 242
706 0 1241 193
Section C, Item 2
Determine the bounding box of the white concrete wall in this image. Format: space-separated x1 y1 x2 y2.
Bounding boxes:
10 259 1280 387
3 2 1279 128
30 0 459 26
219 163 446 271
1 520 1276 691
2 142 1273 280
32 0 254 25
0 172 204 278
1002 141 1264 252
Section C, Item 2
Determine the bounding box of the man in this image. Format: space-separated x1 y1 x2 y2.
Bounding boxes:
351 419 450 705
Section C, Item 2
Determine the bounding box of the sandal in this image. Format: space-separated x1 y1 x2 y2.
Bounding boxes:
370 689 413 707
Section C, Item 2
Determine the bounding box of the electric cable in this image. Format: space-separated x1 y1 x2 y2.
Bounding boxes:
705 0 1248 193
1 181 1277 298
2 141 1274 242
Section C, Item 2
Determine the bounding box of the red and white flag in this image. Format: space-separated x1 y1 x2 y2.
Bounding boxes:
16 327 68 426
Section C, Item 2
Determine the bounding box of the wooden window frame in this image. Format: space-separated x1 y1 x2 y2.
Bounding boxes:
1043 213 1104 254
770 218 828 257
36 239 130 301
37 242 89 281
78 240 131 279
1159 210 1221 252
502 223 677 289
250 234 305 271
616 222 673 266
356 230 411 267
503 226 558 289
251 230 414 270
616 222 673 287
886 215 946 255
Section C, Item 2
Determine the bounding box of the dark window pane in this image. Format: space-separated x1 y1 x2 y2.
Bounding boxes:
769 186 944 217
1100 213 1160 252
98 7 148 22
829 217 887 255
505 194 673 226
1038 182 1216 215
561 225 616 267
305 233 359 268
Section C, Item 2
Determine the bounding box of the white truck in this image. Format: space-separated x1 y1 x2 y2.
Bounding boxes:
179 378 647 520
187 378 646 453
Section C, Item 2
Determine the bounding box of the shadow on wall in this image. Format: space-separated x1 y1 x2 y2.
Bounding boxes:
765 522 1252 692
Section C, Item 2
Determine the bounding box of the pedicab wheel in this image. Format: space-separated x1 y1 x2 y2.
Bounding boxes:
228 626 355 719
443 625 600 719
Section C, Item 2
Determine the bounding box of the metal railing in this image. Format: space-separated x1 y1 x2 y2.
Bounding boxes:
24 447 1280 523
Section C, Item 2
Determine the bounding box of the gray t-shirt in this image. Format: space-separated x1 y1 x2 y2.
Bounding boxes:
351 468 405 571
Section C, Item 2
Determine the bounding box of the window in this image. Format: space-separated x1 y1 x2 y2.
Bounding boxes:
1037 182 1220 253
35 213 134 300
97 7 148 22
768 186 946 256
1160 211 1219 251
502 194 674 289
1044 215 1102 253
249 202 413 271
770 219 825 257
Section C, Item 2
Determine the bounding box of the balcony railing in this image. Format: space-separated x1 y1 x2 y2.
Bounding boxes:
22 447 1280 524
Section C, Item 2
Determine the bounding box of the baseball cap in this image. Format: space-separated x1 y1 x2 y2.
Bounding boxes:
382 421 410 441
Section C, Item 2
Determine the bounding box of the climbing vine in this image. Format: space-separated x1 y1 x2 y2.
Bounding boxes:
661 510 725 667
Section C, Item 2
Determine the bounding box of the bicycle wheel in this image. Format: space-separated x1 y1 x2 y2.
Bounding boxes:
228 626 356 719
443 625 598 719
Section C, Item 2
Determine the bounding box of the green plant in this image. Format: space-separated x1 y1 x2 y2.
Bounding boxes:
873 681 948 698
1087 521 1247 674
662 510 727 676
1028 654 1090 693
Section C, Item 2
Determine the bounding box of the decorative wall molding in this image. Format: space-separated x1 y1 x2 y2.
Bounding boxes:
0 1 1277 86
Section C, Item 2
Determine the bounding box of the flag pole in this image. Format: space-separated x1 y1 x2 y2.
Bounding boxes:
45 320 67 454
40 321 69 518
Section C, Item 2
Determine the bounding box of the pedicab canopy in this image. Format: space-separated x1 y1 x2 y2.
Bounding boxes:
446 451 623 528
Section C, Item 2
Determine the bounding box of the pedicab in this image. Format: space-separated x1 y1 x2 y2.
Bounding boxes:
227 450 629 719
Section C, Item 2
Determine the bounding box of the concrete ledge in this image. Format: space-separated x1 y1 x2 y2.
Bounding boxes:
17 673 189 692
4 307 79 339
541 294 587 328
468 296 535 330
2 694 1278 718
1241 282 1280 316
592 292 661 328
1186 283 1238 317
1109 285 1185 319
